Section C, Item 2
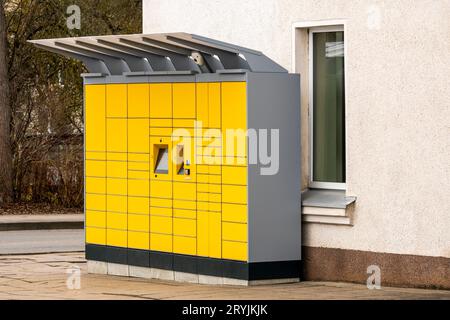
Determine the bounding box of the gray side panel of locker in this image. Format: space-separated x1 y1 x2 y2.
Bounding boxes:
246 72 301 263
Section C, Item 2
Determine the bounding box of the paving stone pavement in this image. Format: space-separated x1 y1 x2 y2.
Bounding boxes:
0 253 448 300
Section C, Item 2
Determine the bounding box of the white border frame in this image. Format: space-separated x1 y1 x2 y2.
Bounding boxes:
292 20 347 190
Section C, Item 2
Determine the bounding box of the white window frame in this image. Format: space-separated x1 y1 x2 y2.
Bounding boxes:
307 24 346 190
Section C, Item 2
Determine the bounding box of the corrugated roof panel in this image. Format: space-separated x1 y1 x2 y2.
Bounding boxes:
29 33 287 75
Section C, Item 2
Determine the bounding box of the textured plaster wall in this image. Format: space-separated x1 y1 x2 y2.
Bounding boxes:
143 0 450 258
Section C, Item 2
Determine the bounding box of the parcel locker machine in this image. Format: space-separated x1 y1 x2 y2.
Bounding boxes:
30 33 301 284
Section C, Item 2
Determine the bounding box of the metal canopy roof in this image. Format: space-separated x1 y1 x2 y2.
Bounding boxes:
29 32 287 76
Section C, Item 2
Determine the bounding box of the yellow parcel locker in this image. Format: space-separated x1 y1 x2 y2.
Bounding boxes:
34 32 302 284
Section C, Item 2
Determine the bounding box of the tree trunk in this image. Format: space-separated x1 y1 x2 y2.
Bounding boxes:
0 1 13 205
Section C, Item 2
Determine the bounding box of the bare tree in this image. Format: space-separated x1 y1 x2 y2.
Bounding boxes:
1 0 142 208
0 0 13 205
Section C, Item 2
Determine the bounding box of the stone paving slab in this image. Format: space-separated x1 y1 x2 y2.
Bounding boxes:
0 253 448 300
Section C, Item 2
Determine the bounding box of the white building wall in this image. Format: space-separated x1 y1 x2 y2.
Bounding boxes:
143 0 450 258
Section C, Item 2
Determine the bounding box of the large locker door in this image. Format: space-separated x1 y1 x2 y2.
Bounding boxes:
105 84 128 249
85 84 107 246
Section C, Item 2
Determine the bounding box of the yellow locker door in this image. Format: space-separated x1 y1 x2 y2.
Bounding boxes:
85 85 106 152
196 82 209 130
86 227 106 245
128 84 149 118
208 83 221 128
86 160 106 177
221 82 246 130
221 166 247 185
106 84 127 118
128 119 149 154
197 210 209 257
208 211 222 259
150 83 172 119
173 83 196 119
222 82 247 159
106 119 127 153
222 241 247 261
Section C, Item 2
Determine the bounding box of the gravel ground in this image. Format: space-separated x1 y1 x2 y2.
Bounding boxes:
0 203 82 215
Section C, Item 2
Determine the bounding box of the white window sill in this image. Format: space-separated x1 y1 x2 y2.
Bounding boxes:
301 189 356 226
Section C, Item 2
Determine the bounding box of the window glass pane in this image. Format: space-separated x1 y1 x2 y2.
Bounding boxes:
313 31 346 183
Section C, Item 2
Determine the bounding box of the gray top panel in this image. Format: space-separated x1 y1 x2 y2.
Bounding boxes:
29 33 287 76
82 71 247 85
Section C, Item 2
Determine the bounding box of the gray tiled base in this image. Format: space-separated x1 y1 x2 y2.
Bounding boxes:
87 260 300 286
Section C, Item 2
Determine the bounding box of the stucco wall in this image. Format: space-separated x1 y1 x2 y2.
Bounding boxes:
143 0 450 258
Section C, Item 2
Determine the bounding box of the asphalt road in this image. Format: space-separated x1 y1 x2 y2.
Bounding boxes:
0 229 84 254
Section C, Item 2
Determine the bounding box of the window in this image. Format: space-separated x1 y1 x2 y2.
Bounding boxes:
309 26 346 190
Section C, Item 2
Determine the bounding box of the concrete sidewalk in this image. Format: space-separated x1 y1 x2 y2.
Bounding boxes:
0 214 84 231
0 252 448 300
